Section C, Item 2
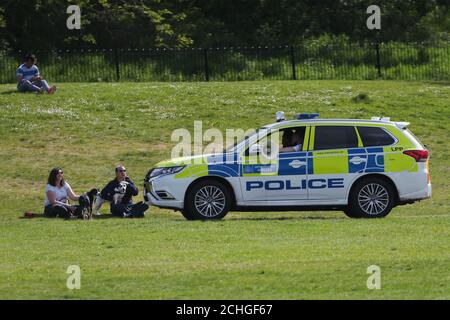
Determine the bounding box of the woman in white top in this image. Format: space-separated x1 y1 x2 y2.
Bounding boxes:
44 168 80 218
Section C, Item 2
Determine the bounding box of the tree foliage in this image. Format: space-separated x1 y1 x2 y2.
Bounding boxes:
0 0 448 51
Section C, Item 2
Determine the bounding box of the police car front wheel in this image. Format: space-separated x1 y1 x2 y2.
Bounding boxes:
183 180 232 220
346 177 395 218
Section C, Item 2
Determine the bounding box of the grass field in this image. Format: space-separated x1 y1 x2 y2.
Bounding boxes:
0 80 449 299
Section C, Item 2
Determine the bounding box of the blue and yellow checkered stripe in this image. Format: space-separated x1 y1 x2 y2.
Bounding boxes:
202 147 417 178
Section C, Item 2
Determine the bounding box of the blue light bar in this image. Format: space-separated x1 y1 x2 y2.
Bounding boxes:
295 113 319 120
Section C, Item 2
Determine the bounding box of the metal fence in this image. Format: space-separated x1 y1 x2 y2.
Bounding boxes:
1 42 449 83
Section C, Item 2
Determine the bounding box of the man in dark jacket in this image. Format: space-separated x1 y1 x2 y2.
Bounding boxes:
97 165 148 218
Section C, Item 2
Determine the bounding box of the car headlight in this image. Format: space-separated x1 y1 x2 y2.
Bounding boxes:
149 166 185 178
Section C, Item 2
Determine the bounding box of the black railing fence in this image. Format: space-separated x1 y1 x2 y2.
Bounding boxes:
1 42 449 83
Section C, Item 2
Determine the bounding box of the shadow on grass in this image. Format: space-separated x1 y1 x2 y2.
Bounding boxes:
19 212 345 221
1 90 44 95
91 214 119 219
19 213 45 219
1 90 18 95
224 215 347 221
424 81 450 86
19 213 121 220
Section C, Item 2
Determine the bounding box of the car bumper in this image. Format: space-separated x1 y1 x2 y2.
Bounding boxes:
145 191 184 210
399 182 431 202
144 175 189 210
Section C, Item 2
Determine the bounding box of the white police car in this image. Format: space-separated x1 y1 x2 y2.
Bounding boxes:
144 113 431 220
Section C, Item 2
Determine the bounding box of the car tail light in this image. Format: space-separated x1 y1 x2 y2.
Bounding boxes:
403 150 429 162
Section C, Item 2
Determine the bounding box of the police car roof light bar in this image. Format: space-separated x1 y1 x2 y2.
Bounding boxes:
295 113 319 120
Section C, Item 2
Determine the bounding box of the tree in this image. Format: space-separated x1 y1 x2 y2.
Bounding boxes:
1 0 194 50
0 0 448 51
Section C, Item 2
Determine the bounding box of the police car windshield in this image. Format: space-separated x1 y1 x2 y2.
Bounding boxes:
225 127 269 153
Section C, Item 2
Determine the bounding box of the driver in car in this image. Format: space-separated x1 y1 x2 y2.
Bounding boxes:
280 129 303 152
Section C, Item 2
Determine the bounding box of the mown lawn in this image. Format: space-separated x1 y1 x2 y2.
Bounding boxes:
0 81 449 299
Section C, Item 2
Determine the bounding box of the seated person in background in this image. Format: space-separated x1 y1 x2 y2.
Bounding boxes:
44 168 80 219
95 165 148 218
280 129 304 152
16 54 56 94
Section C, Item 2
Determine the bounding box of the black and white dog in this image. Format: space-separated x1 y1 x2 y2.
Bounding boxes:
112 181 129 205
93 181 129 215
78 188 100 220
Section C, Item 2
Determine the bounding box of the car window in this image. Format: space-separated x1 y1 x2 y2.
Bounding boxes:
244 130 278 157
314 126 358 150
357 126 395 147
279 127 306 152
228 127 267 153
244 126 307 157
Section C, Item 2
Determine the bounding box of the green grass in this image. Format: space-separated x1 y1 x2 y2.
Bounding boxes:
0 80 449 299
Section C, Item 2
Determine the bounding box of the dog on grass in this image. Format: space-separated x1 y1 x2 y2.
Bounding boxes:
78 188 100 220
93 181 129 215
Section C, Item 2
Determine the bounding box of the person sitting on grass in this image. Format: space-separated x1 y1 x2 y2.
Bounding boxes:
44 168 80 219
94 165 148 218
16 54 56 94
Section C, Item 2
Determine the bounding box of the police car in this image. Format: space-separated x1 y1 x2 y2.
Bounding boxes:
144 113 431 220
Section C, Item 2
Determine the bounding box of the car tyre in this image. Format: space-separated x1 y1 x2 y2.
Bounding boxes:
184 180 231 220
343 208 359 218
346 177 395 218
180 210 195 220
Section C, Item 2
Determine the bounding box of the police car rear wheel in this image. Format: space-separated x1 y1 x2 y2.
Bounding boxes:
347 177 395 218
185 180 231 220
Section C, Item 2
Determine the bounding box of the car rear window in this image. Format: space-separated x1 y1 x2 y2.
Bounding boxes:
403 128 425 149
314 126 358 150
357 126 395 147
